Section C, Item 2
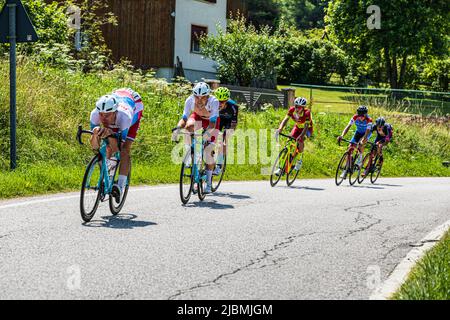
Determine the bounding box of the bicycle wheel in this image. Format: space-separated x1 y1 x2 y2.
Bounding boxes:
286 152 302 187
211 155 226 193
270 148 288 187
180 151 194 204
109 161 131 215
371 157 383 184
80 155 103 222
349 153 360 186
358 153 372 184
335 152 349 186
197 168 207 202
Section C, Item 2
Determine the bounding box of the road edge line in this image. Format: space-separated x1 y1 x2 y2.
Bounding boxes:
369 219 450 300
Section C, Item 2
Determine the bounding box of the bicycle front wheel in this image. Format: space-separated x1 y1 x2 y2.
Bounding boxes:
180 151 194 204
335 152 349 186
109 161 131 215
270 148 288 187
286 153 302 187
80 155 103 222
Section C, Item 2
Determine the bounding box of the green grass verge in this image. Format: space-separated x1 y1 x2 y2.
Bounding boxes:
0 59 449 199
392 229 450 300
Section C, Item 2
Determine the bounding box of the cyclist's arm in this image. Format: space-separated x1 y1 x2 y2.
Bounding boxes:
299 122 309 140
341 123 352 137
278 115 290 132
206 98 220 131
177 97 193 128
230 104 239 130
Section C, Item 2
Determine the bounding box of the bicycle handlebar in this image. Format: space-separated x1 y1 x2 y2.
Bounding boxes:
279 133 297 141
77 125 123 147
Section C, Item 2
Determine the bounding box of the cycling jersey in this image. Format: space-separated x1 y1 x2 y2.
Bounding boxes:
372 123 393 144
349 114 373 134
287 106 314 134
219 99 239 131
182 95 220 123
90 88 144 141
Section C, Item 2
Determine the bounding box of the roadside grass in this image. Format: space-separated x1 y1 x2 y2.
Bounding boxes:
0 59 449 199
392 229 450 300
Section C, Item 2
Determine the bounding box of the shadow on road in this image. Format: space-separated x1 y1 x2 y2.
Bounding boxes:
83 213 157 229
212 192 251 200
350 185 385 190
284 185 326 191
184 200 234 210
372 183 403 187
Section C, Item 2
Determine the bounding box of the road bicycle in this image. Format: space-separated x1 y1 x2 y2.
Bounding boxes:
270 133 304 187
335 138 365 186
358 141 384 184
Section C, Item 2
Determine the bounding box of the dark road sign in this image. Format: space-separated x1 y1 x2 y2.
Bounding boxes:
0 0 38 43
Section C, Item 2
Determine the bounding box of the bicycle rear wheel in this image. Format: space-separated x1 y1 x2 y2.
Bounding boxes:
109 161 131 215
180 151 194 204
211 155 226 193
197 168 207 201
80 155 103 222
349 153 360 186
371 157 383 184
335 152 349 186
270 148 288 187
358 153 372 184
286 153 302 187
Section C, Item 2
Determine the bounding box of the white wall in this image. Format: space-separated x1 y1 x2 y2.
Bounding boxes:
174 0 227 79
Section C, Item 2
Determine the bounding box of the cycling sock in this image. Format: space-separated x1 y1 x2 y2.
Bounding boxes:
118 175 127 190
206 170 212 185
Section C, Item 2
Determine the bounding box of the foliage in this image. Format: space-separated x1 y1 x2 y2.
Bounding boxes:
325 0 450 89
200 13 281 87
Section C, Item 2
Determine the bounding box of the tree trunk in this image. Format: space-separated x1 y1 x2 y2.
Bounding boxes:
391 53 398 89
398 54 408 89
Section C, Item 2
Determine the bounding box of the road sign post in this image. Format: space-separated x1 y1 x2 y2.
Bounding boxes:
8 2 17 170
0 0 38 170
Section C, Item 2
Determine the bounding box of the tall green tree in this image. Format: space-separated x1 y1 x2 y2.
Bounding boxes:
326 0 449 89
278 0 329 30
246 0 280 30
200 14 280 87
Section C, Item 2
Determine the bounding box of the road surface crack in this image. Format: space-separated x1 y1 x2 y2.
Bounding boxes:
340 199 397 240
167 232 318 300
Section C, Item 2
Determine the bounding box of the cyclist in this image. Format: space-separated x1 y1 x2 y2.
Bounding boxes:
362 117 393 177
337 105 373 175
213 87 239 175
173 82 220 194
90 88 144 201
274 97 314 176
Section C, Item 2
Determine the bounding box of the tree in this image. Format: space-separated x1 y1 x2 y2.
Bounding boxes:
276 27 348 85
325 0 449 89
246 0 280 31
200 14 281 87
278 0 329 30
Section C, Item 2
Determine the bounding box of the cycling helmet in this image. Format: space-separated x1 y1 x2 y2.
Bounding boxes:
376 117 386 127
294 97 307 107
96 95 118 113
357 105 368 115
214 87 231 101
193 82 211 97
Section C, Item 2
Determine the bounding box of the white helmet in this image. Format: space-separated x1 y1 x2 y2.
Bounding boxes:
193 82 211 97
96 95 118 113
294 97 307 107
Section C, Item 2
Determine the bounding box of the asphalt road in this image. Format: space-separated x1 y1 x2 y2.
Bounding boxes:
0 178 449 300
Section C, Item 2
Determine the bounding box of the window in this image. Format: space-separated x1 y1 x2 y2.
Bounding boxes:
196 0 217 3
191 25 208 54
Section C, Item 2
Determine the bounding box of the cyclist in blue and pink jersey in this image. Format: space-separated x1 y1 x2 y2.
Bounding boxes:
90 88 144 201
337 105 373 166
